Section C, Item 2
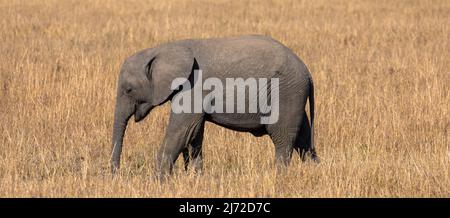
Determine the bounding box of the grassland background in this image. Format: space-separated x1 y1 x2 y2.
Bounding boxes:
0 0 449 197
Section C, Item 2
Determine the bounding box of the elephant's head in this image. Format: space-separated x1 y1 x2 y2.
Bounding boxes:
111 45 196 173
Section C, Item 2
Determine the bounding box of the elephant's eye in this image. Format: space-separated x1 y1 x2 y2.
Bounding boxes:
124 87 132 95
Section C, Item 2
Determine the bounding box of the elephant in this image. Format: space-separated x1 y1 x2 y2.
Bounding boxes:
111 35 318 178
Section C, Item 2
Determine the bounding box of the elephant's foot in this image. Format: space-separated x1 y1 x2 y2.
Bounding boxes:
294 146 320 164
191 158 204 175
154 165 172 182
155 153 176 181
110 159 120 175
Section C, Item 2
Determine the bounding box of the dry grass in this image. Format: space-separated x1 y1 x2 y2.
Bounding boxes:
0 0 449 197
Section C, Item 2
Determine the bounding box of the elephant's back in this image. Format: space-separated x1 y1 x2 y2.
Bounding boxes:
187 35 294 79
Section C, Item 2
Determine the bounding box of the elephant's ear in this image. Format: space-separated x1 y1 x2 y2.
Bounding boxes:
148 46 196 106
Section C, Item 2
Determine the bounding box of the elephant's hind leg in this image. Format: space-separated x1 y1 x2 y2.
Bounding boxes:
294 112 311 162
266 105 303 167
294 112 320 163
267 126 298 168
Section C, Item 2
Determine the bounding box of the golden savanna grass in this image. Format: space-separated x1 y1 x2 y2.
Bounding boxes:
0 0 449 197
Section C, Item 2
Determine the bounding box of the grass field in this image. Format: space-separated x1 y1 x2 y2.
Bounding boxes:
0 0 449 197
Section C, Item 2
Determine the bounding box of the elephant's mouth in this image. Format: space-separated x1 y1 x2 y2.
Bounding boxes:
134 102 153 122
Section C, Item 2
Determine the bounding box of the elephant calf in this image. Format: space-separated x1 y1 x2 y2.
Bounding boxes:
111 35 318 178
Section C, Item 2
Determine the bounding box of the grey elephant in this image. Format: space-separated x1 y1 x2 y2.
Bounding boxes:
111 35 318 178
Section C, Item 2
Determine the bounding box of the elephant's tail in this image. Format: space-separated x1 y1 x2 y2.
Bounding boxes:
309 77 319 162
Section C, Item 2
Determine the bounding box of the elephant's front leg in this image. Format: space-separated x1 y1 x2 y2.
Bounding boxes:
189 120 204 173
181 120 204 172
156 112 204 179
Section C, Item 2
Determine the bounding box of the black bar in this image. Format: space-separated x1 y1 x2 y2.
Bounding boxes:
0 198 447 216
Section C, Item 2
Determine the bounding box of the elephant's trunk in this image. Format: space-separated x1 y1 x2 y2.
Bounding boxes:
111 117 126 174
111 96 134 174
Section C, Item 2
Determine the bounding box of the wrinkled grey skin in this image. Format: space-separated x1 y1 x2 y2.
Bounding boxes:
111 35 318 178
